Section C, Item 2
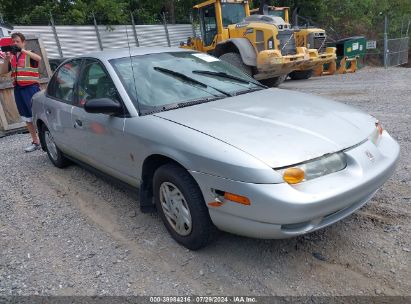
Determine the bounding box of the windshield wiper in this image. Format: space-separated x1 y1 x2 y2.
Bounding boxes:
153 67 231 97
144 96 225 115
192 70 267 88
233 87 266 96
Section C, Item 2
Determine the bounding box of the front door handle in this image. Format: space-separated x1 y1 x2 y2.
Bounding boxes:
74 119 83 127
45 109 51 115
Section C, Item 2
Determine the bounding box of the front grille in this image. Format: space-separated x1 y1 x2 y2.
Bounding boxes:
277 30 297 55
256 30 265 53
314 36 326 53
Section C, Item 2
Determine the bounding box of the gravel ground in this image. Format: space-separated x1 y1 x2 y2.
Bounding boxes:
0 67 410 297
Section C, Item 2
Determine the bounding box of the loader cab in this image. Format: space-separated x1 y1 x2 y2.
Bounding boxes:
268 10 285 19
250 6 289 23
267 7 289 23
221 2 248 27
196 0 249 48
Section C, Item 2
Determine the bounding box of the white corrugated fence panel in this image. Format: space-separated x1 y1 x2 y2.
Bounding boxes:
98 25 138 50
134 25 169 47
56 26 101 58
167 24 194 47
13 24 196 58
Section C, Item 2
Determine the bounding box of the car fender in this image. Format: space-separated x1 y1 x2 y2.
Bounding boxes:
124 116 281 185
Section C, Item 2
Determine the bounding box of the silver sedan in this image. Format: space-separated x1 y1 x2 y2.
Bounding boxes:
32 47 399 250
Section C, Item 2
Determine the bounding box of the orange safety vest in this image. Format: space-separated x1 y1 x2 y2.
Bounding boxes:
10 52 40 86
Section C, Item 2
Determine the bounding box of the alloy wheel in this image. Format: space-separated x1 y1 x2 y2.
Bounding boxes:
159 182 192 236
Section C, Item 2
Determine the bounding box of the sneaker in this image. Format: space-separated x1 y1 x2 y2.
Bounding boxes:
24 142 40 153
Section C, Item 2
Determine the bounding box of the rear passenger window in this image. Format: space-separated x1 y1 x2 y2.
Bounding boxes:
47 60 81 104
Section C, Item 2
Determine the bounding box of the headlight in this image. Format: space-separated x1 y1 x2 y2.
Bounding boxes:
370 121 384 146
276 152 347 184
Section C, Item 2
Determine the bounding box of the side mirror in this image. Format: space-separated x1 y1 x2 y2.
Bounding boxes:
84 98 122 115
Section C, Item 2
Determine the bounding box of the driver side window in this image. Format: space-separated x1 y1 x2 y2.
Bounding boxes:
77 60 119 108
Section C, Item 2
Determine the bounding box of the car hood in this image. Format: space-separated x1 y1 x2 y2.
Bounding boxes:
154 88 376 168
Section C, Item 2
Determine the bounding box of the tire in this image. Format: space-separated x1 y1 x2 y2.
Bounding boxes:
153 163 215 250
288 69 314 80
260 75 287 87
41 125 70 168
219 52 252 77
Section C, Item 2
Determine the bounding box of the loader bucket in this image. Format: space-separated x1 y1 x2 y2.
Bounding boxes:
337 56 359 74
314 59 337 76
313 47 337 76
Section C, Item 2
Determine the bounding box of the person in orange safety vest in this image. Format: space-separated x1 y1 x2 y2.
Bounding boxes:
0 32 42 152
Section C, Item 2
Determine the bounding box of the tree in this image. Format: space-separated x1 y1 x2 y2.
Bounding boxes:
0 0 409 41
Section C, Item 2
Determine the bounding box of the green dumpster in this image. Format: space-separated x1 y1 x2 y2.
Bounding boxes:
329 36 367 69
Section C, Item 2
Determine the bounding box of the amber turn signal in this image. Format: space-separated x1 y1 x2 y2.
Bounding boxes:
375 121 383 135
283 167 305 184
224 192 251 205
208 201 224 207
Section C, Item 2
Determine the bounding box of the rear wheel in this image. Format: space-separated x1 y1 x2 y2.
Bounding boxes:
288 69 314 80
153 163 215 250
260 75 287 87
219 52 252 77
41 125 70 168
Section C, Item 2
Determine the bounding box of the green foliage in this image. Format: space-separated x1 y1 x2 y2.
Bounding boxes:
0 0 410 40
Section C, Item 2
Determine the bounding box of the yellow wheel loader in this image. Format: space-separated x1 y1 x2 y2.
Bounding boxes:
250 5 337 79
181 0 310 87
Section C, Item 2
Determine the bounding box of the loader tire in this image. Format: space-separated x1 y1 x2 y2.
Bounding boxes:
219 52 252 77
260 75 286 87
288 69 314 80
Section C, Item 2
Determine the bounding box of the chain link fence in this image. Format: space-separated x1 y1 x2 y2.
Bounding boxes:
384 15 410 67
365 16 410 67
387 37 409 66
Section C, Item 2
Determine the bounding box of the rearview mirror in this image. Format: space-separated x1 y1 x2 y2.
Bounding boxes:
84 98 122 115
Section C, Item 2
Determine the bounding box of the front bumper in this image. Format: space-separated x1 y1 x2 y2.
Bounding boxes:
190 131 399 239
295 47 337 71
254 48 310 79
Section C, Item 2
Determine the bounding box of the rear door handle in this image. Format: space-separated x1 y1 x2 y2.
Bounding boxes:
45 109 51 115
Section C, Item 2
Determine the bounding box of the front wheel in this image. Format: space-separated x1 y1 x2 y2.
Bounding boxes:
219 52 253 76
41 125 70 168
153 163 215 250
288 69 314 80
260 75 287 87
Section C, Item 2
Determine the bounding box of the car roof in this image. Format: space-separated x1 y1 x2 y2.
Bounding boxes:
75 46 192 61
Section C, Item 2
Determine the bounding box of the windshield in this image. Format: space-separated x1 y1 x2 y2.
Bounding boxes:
221 3 246 27
110 51 263 115
268 10 286 20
